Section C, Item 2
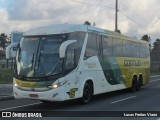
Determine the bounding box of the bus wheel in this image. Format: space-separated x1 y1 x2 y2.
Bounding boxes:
79 82 92 104
131 79 137 92
137 79 142 90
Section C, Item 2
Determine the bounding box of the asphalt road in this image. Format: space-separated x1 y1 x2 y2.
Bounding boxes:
1 75 160 120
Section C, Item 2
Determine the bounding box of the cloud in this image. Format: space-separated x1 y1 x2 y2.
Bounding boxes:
8 0 59 20
116 0 160 40
5 0 116 32
139 17 160 34
0 0 159 41
0 8 9 33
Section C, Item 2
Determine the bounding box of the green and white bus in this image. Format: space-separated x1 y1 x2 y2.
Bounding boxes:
13 24 150 103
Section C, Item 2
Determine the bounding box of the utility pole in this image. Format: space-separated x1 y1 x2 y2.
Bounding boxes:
115 0 118 32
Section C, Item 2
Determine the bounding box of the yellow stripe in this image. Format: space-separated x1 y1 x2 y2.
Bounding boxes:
15 79 43 88
117 57 150 88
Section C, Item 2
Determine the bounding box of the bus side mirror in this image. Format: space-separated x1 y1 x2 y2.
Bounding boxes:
59 40 77 58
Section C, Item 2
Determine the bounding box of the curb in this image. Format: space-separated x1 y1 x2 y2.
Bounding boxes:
0 95 14 101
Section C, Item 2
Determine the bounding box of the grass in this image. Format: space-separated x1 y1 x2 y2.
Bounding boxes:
0 68 13 84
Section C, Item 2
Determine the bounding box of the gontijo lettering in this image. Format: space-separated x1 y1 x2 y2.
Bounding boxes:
124 60 141 67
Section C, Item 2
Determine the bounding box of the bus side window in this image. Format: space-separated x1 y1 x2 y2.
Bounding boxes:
145 44 150 57
66 49 74 70
139 43 145 58
96 34 101 56
113 38 123 56
132 42 139 57
84 32 98 59
65 43 77 73
69 31 85 65
123 40 132 57
102 36 113 56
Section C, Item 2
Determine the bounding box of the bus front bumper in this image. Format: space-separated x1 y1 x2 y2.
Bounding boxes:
13 85 65 101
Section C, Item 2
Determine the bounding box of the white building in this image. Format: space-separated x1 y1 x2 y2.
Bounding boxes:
6 31 23 59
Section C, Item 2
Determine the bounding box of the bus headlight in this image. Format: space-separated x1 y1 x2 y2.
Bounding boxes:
53 84 59 89
13 79 18 87
50 80 68 89
14 83 18 87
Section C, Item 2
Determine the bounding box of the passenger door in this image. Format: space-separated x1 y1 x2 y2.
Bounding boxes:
64 45 79 99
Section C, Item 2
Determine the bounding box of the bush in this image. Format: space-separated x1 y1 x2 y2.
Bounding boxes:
0 68 13 84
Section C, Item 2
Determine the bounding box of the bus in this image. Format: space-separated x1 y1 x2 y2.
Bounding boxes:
13 24 150 104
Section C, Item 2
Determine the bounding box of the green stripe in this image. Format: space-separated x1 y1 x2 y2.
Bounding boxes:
98 56 124 85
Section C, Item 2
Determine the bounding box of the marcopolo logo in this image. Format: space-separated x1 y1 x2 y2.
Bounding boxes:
124 60 141 67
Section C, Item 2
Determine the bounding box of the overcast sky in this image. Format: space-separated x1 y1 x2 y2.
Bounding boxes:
0 0 160 42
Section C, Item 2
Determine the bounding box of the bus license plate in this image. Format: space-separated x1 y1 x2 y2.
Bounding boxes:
29 94 38 98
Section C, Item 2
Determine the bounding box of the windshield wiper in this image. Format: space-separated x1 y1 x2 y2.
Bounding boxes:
31 53 35 69
37 52 41 68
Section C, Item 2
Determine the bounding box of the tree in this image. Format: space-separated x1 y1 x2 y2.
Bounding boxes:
0 33 7 50
84 21 91 26
141 34 150 42
151 38 160 61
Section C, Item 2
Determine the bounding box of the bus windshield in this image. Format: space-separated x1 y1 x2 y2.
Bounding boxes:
15 31 86 78
16 35 66 77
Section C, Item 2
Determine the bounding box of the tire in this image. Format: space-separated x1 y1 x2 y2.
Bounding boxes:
137 79 142 90
131 79 137 92
79 82 92 104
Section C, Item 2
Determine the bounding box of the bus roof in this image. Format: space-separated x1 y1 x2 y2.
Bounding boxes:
23 24 88 36
23 23 148 44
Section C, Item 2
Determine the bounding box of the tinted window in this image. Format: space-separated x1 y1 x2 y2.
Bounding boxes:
123 40 132 57
113 38 123 56
97 34 101 55
139 43 149 58
84 32 98 59
102 36 113 56
69 31 86 64
145 44 150 57
131 42 139 57
65 46 76 73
